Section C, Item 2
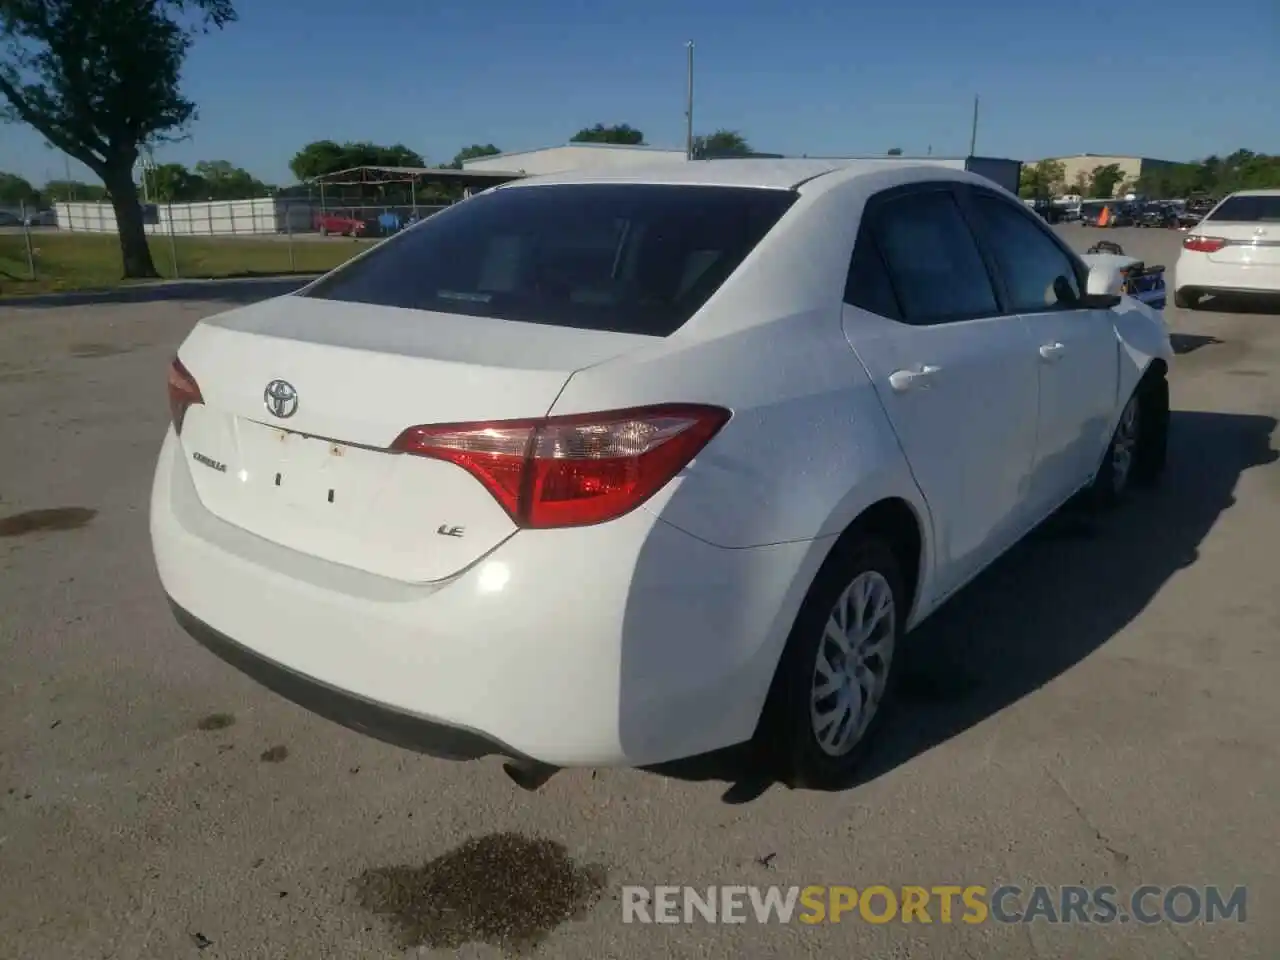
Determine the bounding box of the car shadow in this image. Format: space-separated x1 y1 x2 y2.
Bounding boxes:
0 274 316 309
647 409 1278 802
1170 333 1223 355
1196 294 1280 316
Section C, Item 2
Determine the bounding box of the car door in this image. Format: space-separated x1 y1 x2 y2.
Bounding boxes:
959 186 1120 518
842 184 1041 599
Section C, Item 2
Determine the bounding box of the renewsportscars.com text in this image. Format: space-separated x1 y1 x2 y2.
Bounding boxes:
621 884 1248 925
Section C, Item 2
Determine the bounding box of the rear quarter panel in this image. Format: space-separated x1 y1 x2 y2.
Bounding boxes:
546 175 935 558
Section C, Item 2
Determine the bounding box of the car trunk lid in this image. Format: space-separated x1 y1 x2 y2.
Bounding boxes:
174 296 653 582
1201 221 1280 267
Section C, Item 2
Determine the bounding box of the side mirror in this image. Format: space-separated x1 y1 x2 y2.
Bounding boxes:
1081 263 1123 309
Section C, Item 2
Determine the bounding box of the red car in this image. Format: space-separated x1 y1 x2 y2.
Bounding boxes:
314 212 371 237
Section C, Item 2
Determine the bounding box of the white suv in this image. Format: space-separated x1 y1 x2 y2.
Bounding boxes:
1174 190 1280 308
151 161 1173 788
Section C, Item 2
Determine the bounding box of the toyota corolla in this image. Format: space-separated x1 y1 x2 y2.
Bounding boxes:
151 160 1173 788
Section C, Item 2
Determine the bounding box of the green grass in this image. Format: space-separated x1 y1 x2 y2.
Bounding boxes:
0 231 376 297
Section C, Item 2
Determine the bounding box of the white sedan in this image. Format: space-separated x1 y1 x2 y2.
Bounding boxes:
151 160 1173 789
1174 189 1280 308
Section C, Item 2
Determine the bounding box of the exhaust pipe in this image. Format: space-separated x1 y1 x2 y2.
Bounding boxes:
502 759 559 792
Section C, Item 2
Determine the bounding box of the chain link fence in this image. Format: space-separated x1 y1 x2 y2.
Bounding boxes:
1 197 451 297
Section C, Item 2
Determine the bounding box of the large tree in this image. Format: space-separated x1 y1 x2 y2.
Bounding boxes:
0 0 238 278
0 170 40 206
691 129 752 159
448 143 500 169
193 159 266 199
148 162 203 202
288 140 425 181
570 123 644 145
1018 158 1066 199
1088 163 1124 199
41 178 107 202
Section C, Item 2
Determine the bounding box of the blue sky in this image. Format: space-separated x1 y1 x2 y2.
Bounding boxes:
5 0 1278 186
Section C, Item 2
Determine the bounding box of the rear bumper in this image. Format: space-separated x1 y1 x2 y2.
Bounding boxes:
151 428 820 767
169 599 522 760
1175 255 1280 295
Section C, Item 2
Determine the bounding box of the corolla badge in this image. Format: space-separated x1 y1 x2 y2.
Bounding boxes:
264 379 298 418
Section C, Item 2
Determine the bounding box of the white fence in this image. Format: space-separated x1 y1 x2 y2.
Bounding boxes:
54 198 318 236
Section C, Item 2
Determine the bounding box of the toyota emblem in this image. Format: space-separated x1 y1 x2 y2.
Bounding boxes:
264 379 298 419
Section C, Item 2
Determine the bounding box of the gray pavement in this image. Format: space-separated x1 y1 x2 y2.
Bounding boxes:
1 226 1277 958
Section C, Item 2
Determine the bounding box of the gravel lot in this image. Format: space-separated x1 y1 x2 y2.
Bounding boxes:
1 227 1277 959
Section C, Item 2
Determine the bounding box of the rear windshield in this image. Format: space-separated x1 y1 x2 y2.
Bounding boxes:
1205 196 1280 223
301 183 798 336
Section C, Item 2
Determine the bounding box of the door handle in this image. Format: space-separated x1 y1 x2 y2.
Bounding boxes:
1039 342 1066 361
888 364 941 393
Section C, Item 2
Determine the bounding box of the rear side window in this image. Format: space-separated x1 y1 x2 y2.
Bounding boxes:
302 184 798 336
844 234 901 320
1205 195 1280 223
872 190 999 324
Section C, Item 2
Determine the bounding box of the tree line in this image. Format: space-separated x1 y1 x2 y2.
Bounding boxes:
284 126 756 182
1020 150 1280 201
0 122 760 216
0 160 268 208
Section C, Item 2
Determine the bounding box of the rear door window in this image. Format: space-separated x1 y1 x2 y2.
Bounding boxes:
870 189 1001 324
1204 196 1280 223
302 184 798 336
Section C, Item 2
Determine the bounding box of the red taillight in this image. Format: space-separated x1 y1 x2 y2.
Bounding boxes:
167 357 203 433
1183 235 1228 253
391 404 731 529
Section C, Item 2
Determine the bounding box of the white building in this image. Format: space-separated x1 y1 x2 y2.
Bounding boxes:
463 144 1022 196
462 143 687 176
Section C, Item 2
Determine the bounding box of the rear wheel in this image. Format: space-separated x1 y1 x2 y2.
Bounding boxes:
1174 287 1201 309
760 537 905 789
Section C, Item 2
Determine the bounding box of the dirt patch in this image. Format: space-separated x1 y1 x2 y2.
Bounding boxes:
195 712 236 731
259 745 289 763
353 832 607 954
0 507 96 537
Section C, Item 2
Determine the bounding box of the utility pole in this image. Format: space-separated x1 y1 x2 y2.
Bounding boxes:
685 41 695 160
969 95 980 156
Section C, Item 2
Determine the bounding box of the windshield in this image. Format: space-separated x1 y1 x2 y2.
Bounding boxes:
301 183 798 337
1205 196 1280 223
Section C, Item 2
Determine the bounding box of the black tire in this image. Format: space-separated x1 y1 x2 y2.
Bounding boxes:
758 536 906 789
1088 370 1168 509
1173 288 1200 309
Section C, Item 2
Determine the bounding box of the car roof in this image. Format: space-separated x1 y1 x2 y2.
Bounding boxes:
1224 189 1280 197
496 158 986 193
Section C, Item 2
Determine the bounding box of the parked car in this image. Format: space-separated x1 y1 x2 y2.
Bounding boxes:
1080 201 1136 227
1136 203 1178 229
153 162 1172 788
0 210 21 227
1027 196 1065 224
314 211 374 237
1176 195 1216 230
1174 189 1280 308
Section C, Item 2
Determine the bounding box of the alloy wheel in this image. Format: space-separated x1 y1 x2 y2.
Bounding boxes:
1111 396 1141 494
809 571 896 757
